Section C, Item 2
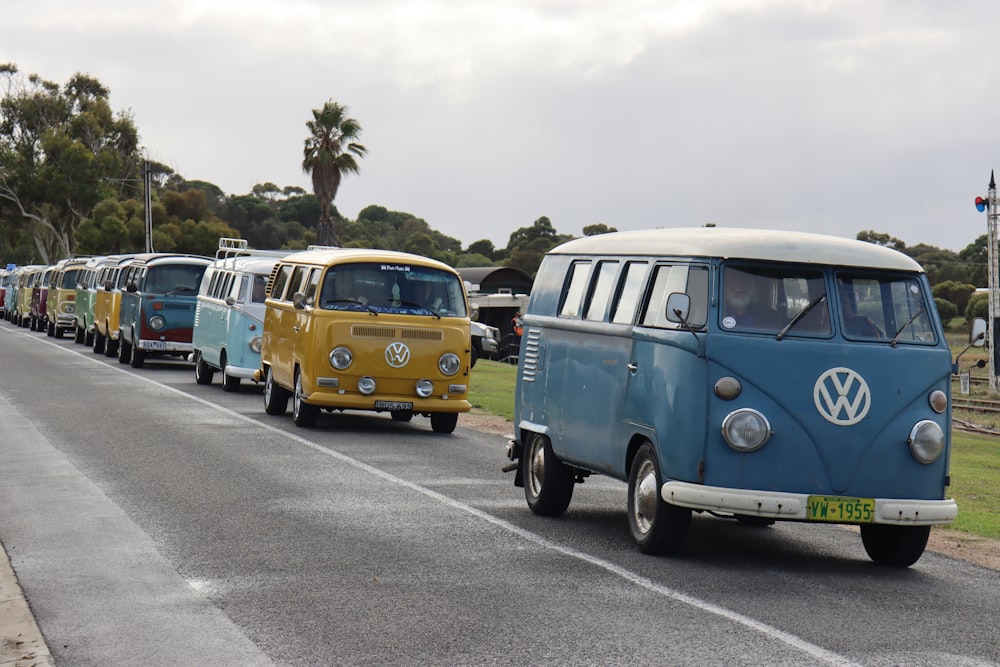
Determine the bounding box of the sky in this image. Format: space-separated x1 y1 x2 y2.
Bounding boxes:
4 0 1000 252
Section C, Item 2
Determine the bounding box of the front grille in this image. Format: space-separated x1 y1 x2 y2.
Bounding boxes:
351 325 444 342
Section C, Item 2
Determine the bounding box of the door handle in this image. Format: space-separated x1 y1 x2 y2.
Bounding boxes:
293 325 300 333
627 362 638 373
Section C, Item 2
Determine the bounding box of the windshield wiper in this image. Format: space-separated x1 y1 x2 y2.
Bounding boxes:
890 306 926 347
776 292 826 341
324 298 378 315
395 299 441 319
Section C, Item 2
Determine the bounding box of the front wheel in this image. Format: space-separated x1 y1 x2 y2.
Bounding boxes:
221 353 240 392
292 370 319 427
263 366 289 416
627 443 691 555
522 432 574 516
430 412 458 434
860 524 930 567
117 337 132 364
130 346 145 369
194 351 215 385
93 330 106 354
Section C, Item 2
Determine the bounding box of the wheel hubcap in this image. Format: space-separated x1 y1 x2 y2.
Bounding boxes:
528 439 545 496
632 460 658 535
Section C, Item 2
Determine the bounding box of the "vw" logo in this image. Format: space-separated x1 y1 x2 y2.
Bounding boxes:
813 367 871 426
385 342 411 368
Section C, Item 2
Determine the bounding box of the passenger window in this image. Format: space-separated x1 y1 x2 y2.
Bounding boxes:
559 262 592 318
304 268 321 306
611 262 648 324
271 265 292 300
641 265 689 328
288 266 309 301
584 261 619 321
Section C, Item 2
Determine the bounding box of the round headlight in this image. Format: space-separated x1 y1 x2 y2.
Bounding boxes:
358 376 376 395
149 315 165 330
329 346 352 370
416 379 434 398
928 390 947 414
909 420 944 464
63 303 75 314
721 409 771 452
438 353 461 376
249 336 262 354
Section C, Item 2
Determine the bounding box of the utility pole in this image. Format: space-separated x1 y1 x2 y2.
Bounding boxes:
143 159 154 253
977 171 999 393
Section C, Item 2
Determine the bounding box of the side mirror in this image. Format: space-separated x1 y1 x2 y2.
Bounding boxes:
971 318 987 347
292 291 306 309
103 279 112 291
126 282 137 293
665 292 690 324
225 296 236 307
470 303 480 322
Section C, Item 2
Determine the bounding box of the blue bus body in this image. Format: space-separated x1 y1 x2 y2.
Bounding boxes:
192 250 286 391
117 254 211 369
510 227 962 566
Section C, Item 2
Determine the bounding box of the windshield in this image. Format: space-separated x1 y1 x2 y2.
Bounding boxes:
837 273 936 344
319 263 467 317
720 265 830 335
143 264 207 295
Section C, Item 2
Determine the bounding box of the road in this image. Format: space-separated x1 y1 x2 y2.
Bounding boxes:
1 322 998 666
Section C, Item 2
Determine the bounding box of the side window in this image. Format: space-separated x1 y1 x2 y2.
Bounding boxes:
271 265 292 300
289 266 309 300
641 265 689 328
584 261 619 321
304 268 321 306
611 262 648 324
559 261 592 318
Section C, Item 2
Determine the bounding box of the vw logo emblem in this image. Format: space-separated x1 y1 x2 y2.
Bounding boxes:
813 367 871 426
385 342 411 368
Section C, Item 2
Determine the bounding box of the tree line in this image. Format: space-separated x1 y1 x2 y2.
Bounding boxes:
0 65 988 320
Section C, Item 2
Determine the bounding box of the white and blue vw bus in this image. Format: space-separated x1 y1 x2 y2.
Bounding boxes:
507 227 978 566
192 240 288 391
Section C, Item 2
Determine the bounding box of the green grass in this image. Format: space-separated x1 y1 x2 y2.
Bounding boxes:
469 359 518 421
470 354 1000 543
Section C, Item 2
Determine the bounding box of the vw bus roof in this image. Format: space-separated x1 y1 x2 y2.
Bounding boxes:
547 227 923 272
278 247 458 271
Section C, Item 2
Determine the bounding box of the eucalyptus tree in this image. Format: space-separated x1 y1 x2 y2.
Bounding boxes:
302 100 366 246
0 63 140 262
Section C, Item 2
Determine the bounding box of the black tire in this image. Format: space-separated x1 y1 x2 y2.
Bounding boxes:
118 337 132 364
84 329 94 347
470 340 479 368
430 412 458 434
390 409 414 422
263 366 289 416
522 432 574 516
194 351 215 385
74 325 84 344
292 370 319 427
130 347 145 368
46 321 55 337
105 337 118 357
627 443 691 555
93 330 106 354
860 524 930 567
221 353 240 392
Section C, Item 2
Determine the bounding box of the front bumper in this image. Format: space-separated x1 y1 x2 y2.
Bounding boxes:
663 481 958 526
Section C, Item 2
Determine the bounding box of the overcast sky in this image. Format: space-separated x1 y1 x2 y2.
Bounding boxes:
4 1 1000 252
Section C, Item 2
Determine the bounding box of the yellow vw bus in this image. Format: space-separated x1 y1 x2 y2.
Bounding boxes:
257 248 472 432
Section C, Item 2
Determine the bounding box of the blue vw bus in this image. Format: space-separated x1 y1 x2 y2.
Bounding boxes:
507 227 974 566
117 253 211 369
192 240 288 391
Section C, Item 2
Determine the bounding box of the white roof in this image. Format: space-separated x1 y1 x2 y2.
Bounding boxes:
548 227 923 272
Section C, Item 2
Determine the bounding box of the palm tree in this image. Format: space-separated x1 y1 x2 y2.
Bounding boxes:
302 101 367 246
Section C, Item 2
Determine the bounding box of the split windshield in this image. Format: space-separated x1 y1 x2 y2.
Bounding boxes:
319 263 467 317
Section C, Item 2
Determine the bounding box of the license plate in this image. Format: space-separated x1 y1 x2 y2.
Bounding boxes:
375 401 413 411
142 340 167 351
807 496 875 523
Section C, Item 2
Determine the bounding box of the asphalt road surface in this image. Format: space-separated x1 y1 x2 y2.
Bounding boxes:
1 322 999 666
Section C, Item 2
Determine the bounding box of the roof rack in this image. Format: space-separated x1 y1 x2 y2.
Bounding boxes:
215 237 288 260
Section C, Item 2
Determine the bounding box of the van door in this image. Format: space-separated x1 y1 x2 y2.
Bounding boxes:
623 264 710 483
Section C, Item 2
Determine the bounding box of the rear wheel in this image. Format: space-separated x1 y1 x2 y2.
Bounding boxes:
430 412 458 434
221 352 240 392
628 443 691 555
194 351 215 385
523 432 574 516
292 369 320 427
263 366 289 416
860 524 930 567
390 410 413 422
